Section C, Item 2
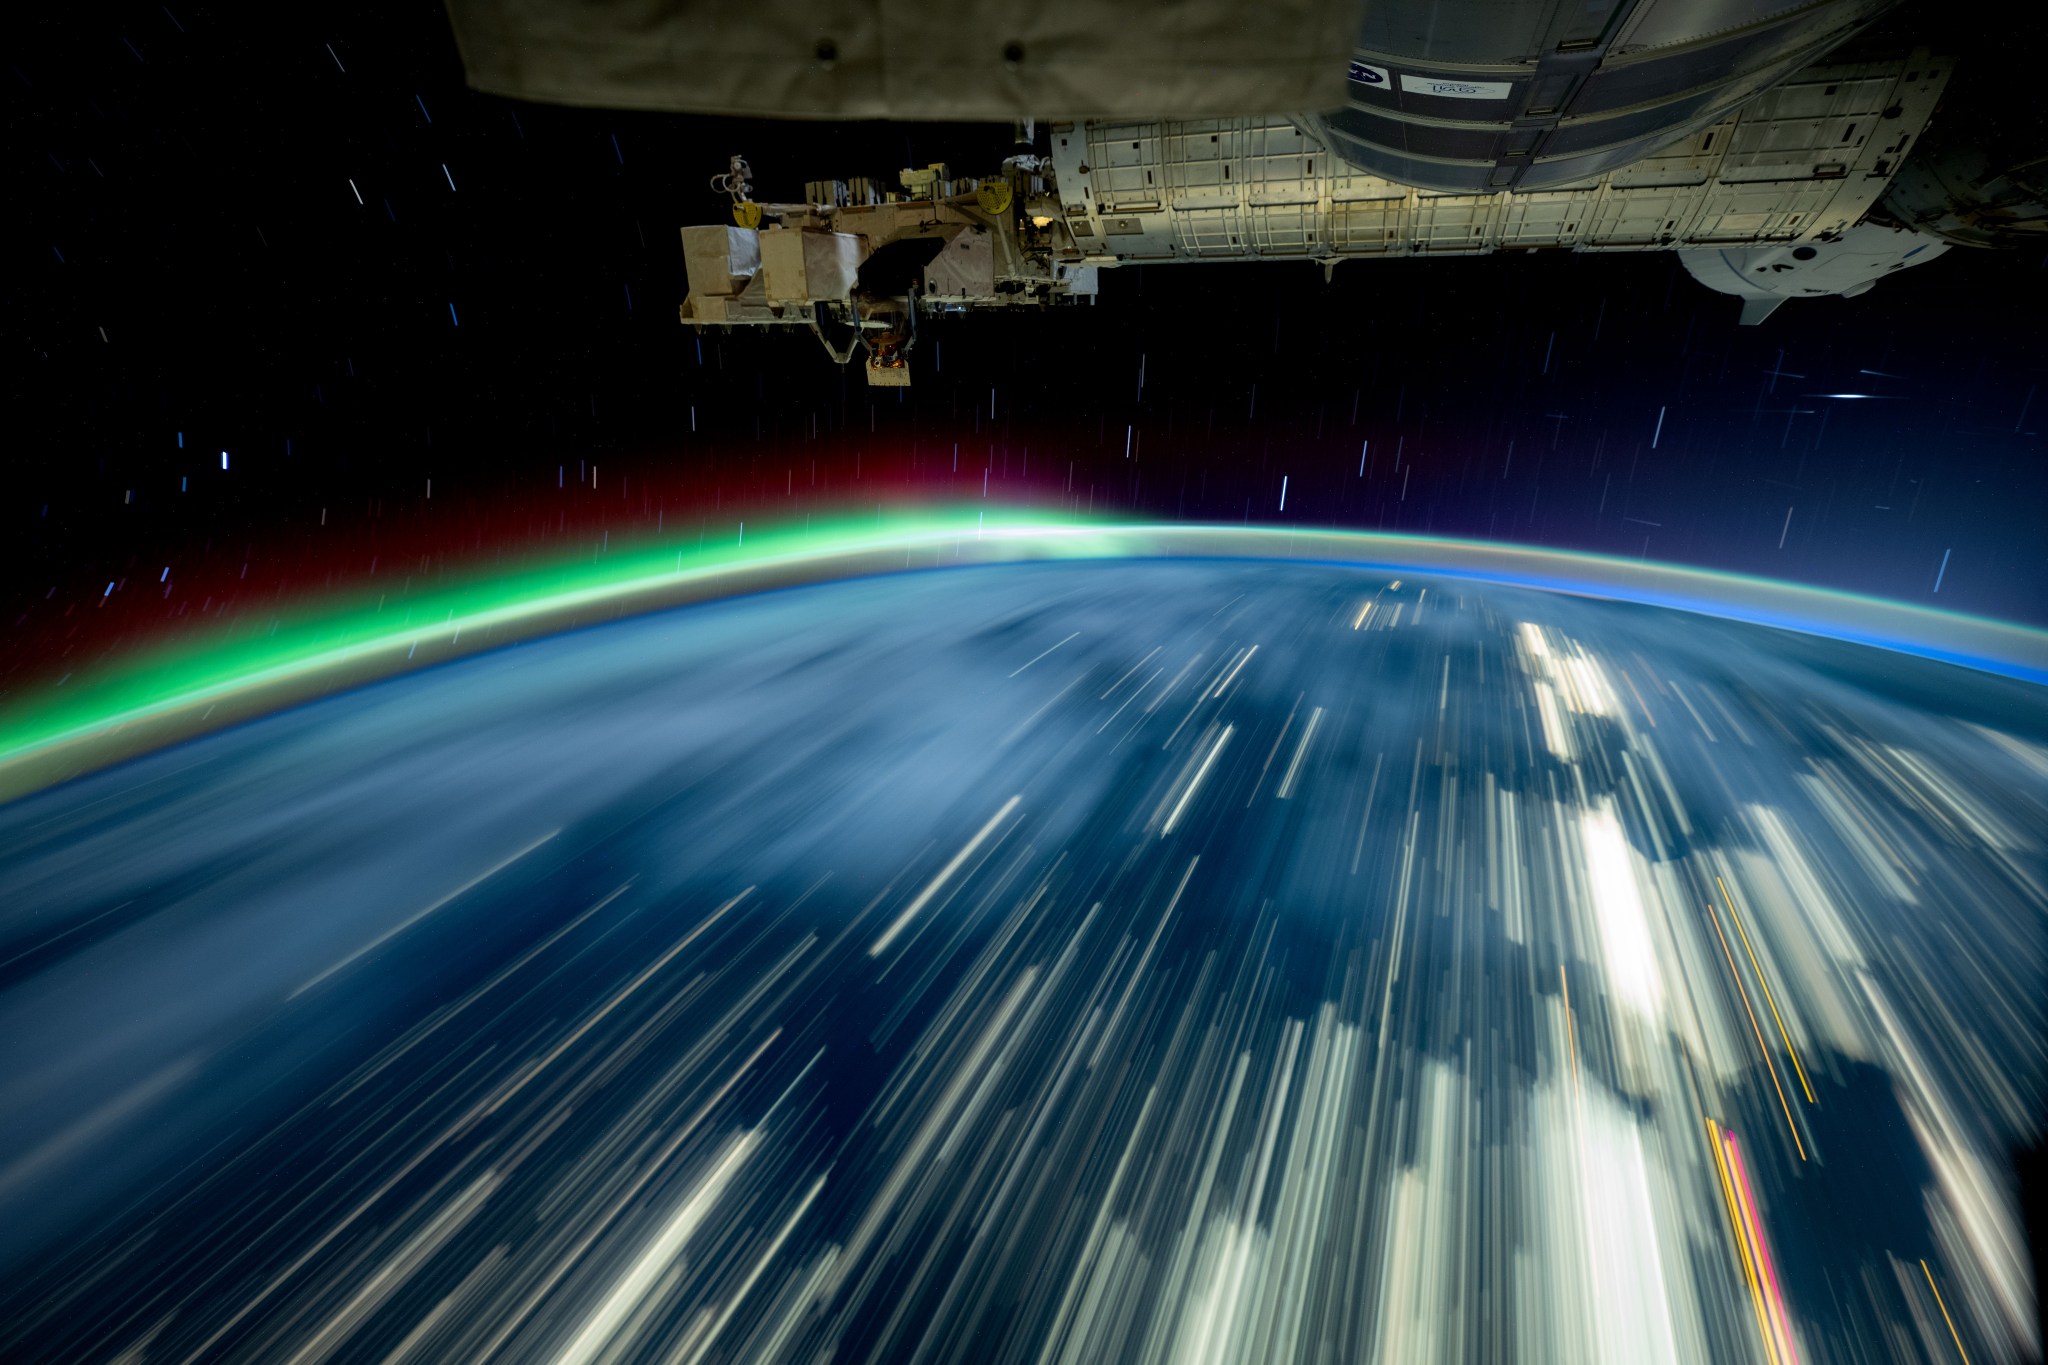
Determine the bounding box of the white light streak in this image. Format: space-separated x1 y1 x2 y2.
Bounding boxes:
869 796 1021 955
1163 726 1233 835
549 1132 760 1365
1579 803 1663 1018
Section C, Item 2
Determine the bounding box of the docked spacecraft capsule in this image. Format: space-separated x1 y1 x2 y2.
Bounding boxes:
1317 0 1901 192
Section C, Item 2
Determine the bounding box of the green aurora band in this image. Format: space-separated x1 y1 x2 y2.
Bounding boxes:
4 508 2044 801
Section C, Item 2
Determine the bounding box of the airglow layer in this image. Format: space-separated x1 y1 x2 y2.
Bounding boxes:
3 515 2043 802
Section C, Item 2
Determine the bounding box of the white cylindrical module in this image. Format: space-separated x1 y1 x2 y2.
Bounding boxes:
1317 0 1901 192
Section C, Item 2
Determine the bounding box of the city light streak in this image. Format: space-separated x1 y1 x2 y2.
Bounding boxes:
1708 1117 1780 1365
1725 1127 1802 1365
1719 875 1816 1104
1923 1259 1974 1364
1707 898 1808 1161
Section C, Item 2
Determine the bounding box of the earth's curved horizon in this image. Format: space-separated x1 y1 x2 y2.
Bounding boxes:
4 519 2045 804
0 551 2040 1363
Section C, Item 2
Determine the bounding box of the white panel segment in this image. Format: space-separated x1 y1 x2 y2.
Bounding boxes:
1054 51 1948 267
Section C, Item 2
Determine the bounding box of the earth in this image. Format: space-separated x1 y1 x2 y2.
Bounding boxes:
0 554 2041 1364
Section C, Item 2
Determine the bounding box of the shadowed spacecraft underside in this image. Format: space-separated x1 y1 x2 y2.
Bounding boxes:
444 0 2043 379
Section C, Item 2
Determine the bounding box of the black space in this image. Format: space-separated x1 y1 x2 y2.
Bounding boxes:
11 0 2047 685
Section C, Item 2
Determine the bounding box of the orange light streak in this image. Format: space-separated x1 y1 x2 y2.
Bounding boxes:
1707 899 1806 1160
1921 1259 1972 1364
1560 965 1580 1099
1707 1117 1779 1365
1719 875 1816 1104
1725 1130 1800 1365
